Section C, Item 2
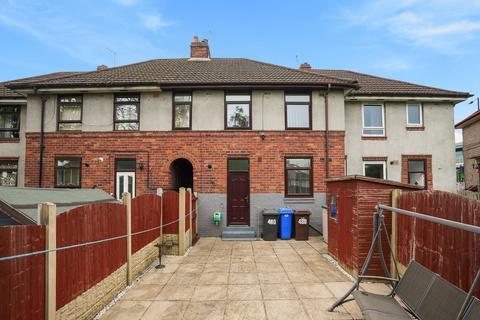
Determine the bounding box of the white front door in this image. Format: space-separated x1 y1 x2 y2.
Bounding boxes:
116 172 135 200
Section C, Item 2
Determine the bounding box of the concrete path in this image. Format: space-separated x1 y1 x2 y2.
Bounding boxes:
101 237 389 320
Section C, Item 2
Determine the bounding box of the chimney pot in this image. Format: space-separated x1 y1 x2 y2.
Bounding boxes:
299 62 312 70
97 65 108 71
190 36 211 59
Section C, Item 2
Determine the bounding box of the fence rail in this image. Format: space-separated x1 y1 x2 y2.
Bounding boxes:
458 189 480 201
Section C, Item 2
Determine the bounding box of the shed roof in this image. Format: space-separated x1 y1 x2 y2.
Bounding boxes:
326 175 423 190
0 187 117 225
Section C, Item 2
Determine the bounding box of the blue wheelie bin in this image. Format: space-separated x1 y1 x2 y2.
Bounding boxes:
279 208 294 239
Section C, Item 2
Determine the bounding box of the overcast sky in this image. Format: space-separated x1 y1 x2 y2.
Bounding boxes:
1 0 479 142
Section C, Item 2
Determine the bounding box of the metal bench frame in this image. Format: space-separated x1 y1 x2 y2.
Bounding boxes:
328 204 480 320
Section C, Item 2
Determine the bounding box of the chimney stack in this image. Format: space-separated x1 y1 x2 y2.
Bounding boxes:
97 65 108 71
190 36 210 59
299 62 312 71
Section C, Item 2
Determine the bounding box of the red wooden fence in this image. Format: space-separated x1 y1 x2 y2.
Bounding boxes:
0 225 45 320
397 190 480 296
162 191 179 234
132 194 161 253
56 202 127 309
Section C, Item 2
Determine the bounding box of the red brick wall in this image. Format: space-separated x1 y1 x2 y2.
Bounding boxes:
401 154 433 190
25 131 345 195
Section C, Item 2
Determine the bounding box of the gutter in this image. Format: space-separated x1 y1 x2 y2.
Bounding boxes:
39 95 47 187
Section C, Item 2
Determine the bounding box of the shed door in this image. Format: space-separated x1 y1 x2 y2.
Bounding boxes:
338 195 354 268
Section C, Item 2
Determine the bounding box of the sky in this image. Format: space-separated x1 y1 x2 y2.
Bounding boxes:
1 0 479 142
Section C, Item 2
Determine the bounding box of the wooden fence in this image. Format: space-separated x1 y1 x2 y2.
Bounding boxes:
396 190 480 296
0 187 198 320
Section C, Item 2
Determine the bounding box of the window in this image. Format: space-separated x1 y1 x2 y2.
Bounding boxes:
55 158 81 188
225 93 251 129
362 104 385 136
114 93 140 130
0 106 20 139
330 195 337 219
408 159 426 188
0 160 18 186
406 103 422 126
285 94 311 129
173 93 192 129
363 161 386 179
58 95 82 131
285 157 313 197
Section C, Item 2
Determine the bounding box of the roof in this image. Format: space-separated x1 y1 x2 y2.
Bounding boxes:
325 175 423 189
6 58 358 90
311 69 471 98
0 187 117 225
455 110 480 129
1 72 82 98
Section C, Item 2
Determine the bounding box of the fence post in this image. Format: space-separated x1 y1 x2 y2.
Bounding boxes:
39 202 57 320
122 192 132 285
178 188 186 255
391 189 402 278
194 191 198 239
187 188 193 248
157 188 163 243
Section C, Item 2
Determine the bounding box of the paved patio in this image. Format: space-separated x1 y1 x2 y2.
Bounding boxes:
101 237 389 320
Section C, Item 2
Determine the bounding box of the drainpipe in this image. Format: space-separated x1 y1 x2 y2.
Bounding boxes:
324 84 331 179
39 95 47 187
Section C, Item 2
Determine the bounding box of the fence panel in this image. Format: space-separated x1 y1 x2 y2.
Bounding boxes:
0 225 45 320
56 202 127 309
162 191 179 234
397 190 480 296
132 194 161 253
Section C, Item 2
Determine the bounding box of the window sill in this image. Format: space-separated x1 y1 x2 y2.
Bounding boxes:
0 138 20 143
406 126 425 131
362 136 387 140
283 197 315 204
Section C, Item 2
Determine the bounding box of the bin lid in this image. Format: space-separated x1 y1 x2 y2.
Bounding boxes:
294 210 312 216
279 207 294 214
262 209 279 215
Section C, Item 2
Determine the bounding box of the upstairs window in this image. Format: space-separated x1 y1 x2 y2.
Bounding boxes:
407 103 423 127
363 161 386 179
285 157 313 197
225 93 251 129
408 159 426 188
173 93 192 130
58 95 82 131
0 159 18 186
0 106 20 139
285 94 311 129
362 104 385 136
55 157 82 188
114 93 140 130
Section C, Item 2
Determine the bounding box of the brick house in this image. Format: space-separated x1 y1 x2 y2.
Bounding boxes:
455 110 480 191
1 37 470 235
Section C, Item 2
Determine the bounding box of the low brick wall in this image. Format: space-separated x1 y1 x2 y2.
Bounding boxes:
56 238 159 320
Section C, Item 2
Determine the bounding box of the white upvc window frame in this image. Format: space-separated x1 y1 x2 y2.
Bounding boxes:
362 103 385 136
406 103 423 127
362 160 387 179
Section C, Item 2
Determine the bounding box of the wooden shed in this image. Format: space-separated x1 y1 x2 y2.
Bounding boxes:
326 175 421 277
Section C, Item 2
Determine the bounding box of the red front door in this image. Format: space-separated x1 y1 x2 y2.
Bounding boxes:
227 159 250 225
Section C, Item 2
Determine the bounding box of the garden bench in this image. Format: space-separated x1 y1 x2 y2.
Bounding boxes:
352 261 479 320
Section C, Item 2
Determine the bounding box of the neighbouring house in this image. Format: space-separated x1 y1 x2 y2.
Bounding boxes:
1 37 470 236
456 142 465 184
0 186 115 225
455 110 480 191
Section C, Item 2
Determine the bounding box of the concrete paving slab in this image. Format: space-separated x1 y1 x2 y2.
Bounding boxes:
224 300 266 320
